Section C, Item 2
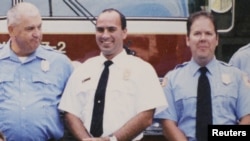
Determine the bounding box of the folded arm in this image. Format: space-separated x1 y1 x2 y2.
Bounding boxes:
161 119 188 141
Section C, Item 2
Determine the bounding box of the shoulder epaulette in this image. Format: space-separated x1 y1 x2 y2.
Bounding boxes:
174 61 189 69
236 43 250 52
219 60 231 67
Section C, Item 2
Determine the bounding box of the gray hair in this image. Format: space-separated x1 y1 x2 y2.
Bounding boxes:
7 2 41 27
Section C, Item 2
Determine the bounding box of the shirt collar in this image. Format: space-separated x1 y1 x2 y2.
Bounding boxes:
190 57 217 76
0 40 49 61
99 49 128 67
0 40 11 60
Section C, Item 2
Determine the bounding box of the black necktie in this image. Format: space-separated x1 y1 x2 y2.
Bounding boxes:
196 67 212 141
90 60 113 137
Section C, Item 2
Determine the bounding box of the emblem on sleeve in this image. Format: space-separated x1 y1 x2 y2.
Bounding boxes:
242 73 250 87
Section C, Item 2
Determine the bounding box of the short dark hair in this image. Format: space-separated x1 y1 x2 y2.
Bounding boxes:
101 8 127 30
186 11 218 36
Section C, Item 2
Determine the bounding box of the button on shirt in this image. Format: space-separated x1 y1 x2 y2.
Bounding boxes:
0 41 73 141
155 57 250 141
59 50 167 140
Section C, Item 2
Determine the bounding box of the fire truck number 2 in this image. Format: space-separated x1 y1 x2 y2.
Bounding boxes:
0 41 67 54
42 41 66 54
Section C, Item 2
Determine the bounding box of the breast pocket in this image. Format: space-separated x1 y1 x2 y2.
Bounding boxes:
0 73 14 102
78 81 96 107
77 79 97 122
32 75 56 89
214 83 238 116
106 80 136 115
174 89 197 119
32 75 62 102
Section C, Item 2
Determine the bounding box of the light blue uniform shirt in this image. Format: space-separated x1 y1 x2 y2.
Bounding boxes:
0 41 73 141
155 57 250 141
229 43 250 78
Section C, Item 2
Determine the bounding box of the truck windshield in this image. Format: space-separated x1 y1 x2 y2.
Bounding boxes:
0 0 194 18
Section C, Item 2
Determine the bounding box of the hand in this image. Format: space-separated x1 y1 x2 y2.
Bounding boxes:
82 136 109 141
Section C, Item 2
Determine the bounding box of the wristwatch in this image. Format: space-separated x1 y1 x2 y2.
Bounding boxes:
109 134 117 141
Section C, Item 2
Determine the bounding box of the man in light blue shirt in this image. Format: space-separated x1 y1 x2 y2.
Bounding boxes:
155 11 250 141
0 2 73 141
229 43 250 78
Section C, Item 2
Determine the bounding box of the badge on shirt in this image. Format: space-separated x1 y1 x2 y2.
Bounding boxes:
221 74 231 85
41 60 50 72
123 69 130 80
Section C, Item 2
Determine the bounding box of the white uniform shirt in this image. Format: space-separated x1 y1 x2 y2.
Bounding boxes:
59 50 167 140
